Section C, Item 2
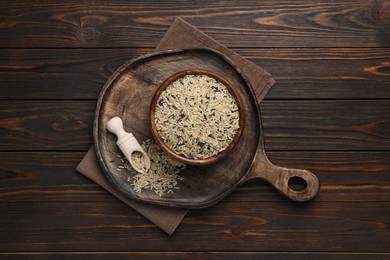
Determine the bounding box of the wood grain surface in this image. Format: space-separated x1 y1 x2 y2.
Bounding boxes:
1 253 390 260
1 48 389 99
1 202 389 251
0 0 389 257
0 152 388 202
1 100 388 151
0 0 389 48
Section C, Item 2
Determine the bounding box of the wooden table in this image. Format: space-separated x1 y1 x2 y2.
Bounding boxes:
1 1 389 258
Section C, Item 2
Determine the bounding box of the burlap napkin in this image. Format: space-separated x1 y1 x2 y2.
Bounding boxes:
156 18 275 100
76 17 275 235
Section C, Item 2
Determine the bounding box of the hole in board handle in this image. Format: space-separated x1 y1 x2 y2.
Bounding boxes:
288 176 307 191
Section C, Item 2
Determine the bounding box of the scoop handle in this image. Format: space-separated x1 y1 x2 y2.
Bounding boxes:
107 117 151 173
246 149 320 201
107 117 128 140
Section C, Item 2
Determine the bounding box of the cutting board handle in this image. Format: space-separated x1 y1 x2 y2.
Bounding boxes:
247 149 320 201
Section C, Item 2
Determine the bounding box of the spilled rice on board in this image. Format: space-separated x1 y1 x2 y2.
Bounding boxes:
118 139 185 197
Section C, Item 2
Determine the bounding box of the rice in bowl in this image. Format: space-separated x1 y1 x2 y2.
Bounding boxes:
153 72 241 161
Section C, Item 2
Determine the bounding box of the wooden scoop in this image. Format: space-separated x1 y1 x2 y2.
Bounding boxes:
107 117 150 174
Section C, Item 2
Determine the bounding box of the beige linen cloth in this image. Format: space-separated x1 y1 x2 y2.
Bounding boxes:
76 18 275 235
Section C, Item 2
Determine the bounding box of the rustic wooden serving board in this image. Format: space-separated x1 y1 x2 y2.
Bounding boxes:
94 48 319 208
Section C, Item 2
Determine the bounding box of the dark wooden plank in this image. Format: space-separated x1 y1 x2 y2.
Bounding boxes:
0 48 150 99
0 100 388 151
0 0 388 48
243 48 390 99
0 152 389 202
0 101 94 151
1 252 389 260
1 201 389 251
1 48 389 100
0 152 103 202
260 100 390 151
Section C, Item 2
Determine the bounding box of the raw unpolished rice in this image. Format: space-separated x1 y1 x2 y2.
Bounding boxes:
154 74 240 159
119 139 185 197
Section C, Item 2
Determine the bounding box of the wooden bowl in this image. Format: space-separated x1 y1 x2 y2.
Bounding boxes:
150 69 245 165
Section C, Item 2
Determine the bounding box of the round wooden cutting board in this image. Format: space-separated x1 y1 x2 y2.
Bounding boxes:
94 48 319 208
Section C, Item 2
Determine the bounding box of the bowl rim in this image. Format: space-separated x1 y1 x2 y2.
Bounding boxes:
150 68 245 165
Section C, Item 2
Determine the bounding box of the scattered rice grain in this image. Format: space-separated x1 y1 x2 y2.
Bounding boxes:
119 139 185 197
